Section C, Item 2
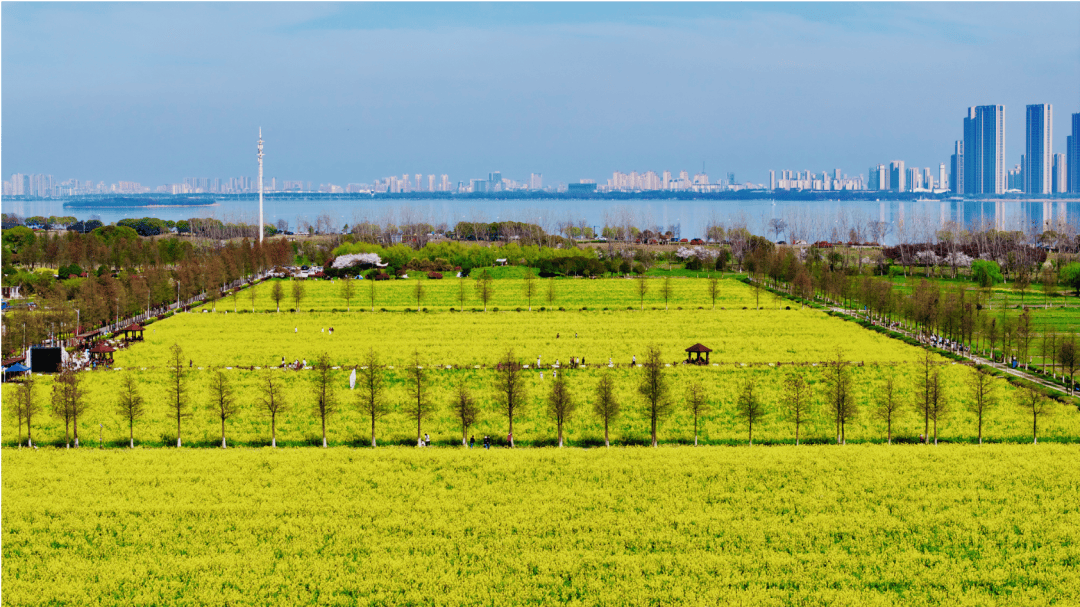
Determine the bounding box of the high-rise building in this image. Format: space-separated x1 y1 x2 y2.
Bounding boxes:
938 163 947 192
964 105 1006 195
529 173 542 190
1025 104 1053 194
428 175 435 192
769 170 776 190
1068 113 1080 194
907 167 920 191
950 141 964 194
890 161 906 192
1052 153 1067 193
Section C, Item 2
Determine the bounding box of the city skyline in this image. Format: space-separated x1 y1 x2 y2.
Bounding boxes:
3 2 1078 188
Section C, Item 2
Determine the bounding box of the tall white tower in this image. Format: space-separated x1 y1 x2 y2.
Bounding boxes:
257 128 264 243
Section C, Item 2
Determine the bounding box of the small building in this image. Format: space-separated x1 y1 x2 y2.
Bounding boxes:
685 343 712 365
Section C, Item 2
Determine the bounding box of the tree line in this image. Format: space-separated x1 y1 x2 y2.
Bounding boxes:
5 345 1059 450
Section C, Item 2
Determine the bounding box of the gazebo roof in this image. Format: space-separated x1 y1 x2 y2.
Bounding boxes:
685 343 712 353
123 324 144 332
89 343 116 354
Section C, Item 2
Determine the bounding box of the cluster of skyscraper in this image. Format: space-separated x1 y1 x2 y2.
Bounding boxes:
600 170 761 192
867 162 948 193
770 169 865 192
950 104 1079 195
2 174 147 197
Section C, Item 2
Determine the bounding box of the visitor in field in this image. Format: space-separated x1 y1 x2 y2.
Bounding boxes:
469 435 475 448
507 432 513 447
424 433 430 446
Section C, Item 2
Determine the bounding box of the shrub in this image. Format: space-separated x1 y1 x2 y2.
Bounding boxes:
427 271 443 280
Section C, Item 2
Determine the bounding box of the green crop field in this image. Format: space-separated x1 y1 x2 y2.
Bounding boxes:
4 447 1079 605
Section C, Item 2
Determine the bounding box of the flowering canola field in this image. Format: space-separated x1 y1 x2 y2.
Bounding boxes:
3 446 1078 605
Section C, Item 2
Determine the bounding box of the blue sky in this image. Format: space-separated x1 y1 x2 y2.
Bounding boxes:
3 2 1078 187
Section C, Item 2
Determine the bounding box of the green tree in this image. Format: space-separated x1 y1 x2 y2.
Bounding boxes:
406 350 437 445
475 269 495 311
357 348 390 447
271 280 284 313
312 352 338 448
494 349 528 447
685 381 709 446
707 275 720 310
637 344 672 447
660 276 673 311
413 279 425 312
340 275 355 312
291 279 306 312
116 373 145 448
783 371 813 446
971 260 1003 291
167 343 189 447
593 372 620 448
965 367 997 445
636 275 649 311
736 376 766 446
523 269 537 311
259 372 287 447
547 373 576 447
450 381 480 446
1061 262 1080 296
873 373 902 445
208 370 239 448
822 347 857 444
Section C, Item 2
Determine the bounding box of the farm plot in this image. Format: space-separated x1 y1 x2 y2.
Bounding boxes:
4 446 1079 605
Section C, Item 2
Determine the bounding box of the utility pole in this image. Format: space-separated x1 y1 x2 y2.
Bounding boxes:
258 128 264 244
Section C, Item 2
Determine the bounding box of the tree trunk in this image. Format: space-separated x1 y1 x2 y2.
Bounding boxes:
558 422 563 448
177 412 182 447
271 414 277 448
221 417 226 449
795 422 800 447
748 418 753 447
604 421 610 448
978 418 982 445
509 414 515 448
130 421 134 449
322 414 327 448
74 409 79 447
371 417 376 448
651 416 657 447
886 418 891 445
1033 415 1037 445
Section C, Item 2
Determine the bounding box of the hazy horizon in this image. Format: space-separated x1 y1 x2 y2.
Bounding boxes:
3 2 1078 187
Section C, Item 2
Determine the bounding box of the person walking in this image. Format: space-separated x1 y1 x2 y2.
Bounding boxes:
424 433 430 447
469 435 475 449
507 432 513 447
483 435 490 449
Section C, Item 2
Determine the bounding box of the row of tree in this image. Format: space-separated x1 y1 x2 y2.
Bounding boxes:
6 346 1058 450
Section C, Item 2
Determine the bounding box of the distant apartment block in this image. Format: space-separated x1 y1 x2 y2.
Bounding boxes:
963 105 1006 195
1025 104 1053 194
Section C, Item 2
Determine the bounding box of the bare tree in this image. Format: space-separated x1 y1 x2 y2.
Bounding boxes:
914 350 934 442
707 275 720 310
248 281 258 312
368 277 377 312
782 371 812 445
13 375 40 447
546 278 557 307
660 276 673 311
638 344 672 447
494 349 528 447
1017 388 1054 444
965 368 997 444
736 376 766 446
822 347 857 444
926 369 948 445
312 352 338 448
547 373 576 447
340 275 355 312
167 343 189 447
475 269 495 312
873 373 902 445
523 269 537 311
208 370 239 448
450 381 480 446
259 372 287 447
116 373 145 448
406 350 437 445
51 376 74 448
271 280 284 313
291 279 306 312
685 381 709 446
357 348 390 447
636 275 649 311
593 372 620 448
768 217 787 242
412 279 426 312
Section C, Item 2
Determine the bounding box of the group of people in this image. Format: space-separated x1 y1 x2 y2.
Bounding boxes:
280 357 307 370
417 433 432 447
467 435 513 449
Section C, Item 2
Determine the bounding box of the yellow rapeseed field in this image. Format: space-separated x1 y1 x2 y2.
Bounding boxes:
3 446 1078 605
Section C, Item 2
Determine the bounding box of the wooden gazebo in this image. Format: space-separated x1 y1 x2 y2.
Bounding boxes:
121 323 145 342
75 328 102 347
89 342 116 364
685 343 712 365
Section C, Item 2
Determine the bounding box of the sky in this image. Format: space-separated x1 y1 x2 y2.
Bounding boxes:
2 2 1079 188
